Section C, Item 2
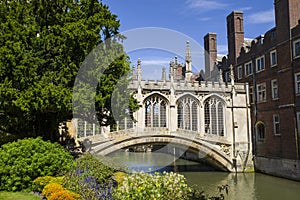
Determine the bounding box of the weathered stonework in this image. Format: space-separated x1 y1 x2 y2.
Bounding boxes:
75 43 254 172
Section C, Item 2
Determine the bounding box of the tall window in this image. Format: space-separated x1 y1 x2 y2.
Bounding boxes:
245 61 253 76
256 122 265 141
237 66 242 80
257 83 266 102
295 73 300 95
271 79 278 99
297 112 300 135
256 56 265 72
273 114 280 135
145 95 167 127
249 86 254 104
293 39 300 58
204 97 225 136
177 96 198 131
270 50 277 67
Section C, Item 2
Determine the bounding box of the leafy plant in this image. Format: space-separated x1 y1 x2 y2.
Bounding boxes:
32 176 64 193
42 183 80 200
63 154 116 200
113 171 192 200
0 137 74 191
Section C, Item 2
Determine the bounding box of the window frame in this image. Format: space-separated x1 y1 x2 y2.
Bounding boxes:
271 79 279 99
273 114 280 135
237 65 243 80
270 50 277 67
257 82 267 103
297 112 300 135
256 122 265 142
256 55 265 72
204 97 225 136
295 72 300 95
293 38 300 59
244 61 253 76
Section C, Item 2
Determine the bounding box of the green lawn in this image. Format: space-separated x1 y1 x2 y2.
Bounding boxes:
0 191 41 200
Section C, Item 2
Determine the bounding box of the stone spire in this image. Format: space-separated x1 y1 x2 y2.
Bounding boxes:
219 68 223 83
132 65 137 80
162 67 166 81
185 41 193 81
185 41 192 72
137 58 142 82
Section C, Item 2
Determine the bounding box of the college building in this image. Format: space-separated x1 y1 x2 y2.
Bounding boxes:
204 0 300 180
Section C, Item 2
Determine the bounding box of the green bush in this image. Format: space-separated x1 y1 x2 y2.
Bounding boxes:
113 171 192 200
63 153 116 200
73 153 115 183
0 137 74 191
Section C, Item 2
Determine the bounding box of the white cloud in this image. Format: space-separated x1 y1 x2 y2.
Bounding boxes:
237 6 252 11
186 0 228 11
198 17 212 21
247 9 274 24
217 44 228 55
141 59 170 66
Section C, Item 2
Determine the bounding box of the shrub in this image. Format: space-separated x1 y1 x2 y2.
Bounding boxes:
63 153 115 200
113 171 192 200
42 183 80 200
0 137 75 191
42 183 65 199
74 153 115 183
32 176 64 193
113 171 127 185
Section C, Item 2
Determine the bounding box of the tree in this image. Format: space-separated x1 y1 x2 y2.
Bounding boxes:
0 0 135 142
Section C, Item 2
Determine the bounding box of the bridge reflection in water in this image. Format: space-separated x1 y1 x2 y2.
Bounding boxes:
109 151 300 200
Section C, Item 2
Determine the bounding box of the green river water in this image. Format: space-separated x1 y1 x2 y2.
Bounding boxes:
109 151 300 200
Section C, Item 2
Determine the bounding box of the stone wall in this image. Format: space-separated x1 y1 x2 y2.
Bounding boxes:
255 156 300 181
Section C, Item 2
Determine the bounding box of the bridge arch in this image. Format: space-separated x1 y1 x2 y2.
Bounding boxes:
91 135 234 171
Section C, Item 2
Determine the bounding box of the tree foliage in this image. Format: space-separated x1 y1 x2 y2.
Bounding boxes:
0 0 134 141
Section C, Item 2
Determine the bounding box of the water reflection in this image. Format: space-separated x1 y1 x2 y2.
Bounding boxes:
108 151 300 200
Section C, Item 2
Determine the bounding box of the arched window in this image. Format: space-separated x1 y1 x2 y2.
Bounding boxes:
256 122 265 141
177 96 198 131
204 97 225 136
236 17 242 32
145 95 167 127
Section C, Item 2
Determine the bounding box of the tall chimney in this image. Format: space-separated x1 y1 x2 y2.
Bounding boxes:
227 11 244 66
204 33 217 80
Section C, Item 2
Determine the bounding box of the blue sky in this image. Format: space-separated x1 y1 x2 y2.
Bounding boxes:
102 0 275 79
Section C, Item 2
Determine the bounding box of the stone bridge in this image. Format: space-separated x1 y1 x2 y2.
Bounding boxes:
78 127 253 172
73 43 254 172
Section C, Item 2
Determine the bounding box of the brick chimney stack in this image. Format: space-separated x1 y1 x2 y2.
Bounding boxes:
204 33 217 80
274 0 300 43
226 11 244 66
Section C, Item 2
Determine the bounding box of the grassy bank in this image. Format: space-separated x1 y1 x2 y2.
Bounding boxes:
0 191 41 200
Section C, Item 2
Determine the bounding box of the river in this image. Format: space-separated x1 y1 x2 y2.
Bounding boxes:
108 151 300 200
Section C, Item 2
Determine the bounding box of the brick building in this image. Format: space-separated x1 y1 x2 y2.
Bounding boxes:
204 0 300 180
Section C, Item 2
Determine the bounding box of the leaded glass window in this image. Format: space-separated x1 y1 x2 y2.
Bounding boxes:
145 95 167 127
204 97 225 136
